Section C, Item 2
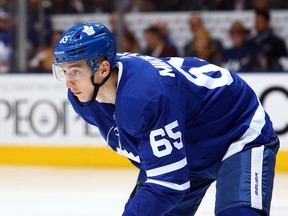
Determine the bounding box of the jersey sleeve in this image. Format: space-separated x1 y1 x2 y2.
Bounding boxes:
122 94 190 215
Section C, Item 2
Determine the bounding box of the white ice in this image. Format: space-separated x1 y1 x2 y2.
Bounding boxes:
0 166 287 216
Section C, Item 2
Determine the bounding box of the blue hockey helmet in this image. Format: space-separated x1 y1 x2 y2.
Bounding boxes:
52 22 116 81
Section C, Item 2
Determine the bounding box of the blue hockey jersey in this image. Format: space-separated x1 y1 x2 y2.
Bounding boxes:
68 52 276 215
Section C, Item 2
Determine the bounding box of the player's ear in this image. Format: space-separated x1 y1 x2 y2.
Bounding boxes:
99 60 110 76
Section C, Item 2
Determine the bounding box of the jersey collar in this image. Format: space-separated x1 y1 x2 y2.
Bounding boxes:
116 61 123 91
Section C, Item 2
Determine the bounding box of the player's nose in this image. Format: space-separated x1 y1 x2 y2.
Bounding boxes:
66 80 75 88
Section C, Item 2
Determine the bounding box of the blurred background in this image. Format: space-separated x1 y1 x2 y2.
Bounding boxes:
0 0 287 215
1 0 288 73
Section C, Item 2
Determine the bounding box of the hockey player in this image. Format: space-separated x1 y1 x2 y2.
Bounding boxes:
52 22 279 216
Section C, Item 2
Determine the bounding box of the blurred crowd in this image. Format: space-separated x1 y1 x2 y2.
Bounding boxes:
12 0 288 14
0 0 288 73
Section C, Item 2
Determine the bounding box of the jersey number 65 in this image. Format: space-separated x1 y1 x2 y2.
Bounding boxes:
149 120 183 157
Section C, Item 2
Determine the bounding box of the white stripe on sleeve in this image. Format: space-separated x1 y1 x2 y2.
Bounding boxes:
146 178 190 191
146 158 187 177
222 103 266 161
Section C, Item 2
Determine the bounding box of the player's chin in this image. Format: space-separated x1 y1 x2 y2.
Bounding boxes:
77 94 93 103
75 94 85 101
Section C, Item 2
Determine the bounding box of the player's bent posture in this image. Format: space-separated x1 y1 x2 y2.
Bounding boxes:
52 23 279 216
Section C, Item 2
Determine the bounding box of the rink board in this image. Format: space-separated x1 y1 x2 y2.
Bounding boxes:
0 74 287 171
0 146 133 168
0 145 286 172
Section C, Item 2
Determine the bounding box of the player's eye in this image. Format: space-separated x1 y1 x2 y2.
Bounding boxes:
66 69 81 78
72 69 80 75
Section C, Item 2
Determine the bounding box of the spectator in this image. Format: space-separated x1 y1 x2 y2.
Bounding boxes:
0 7 13 73
28 31 62 72
144 26 178 57
183 14 223 59
222 21 259 72
154 20 178 54
183 14 204 57
187 14 204 36
122 29 141 53
251 9 288 71
190 29 222 65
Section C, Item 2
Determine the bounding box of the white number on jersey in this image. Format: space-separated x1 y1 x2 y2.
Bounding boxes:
149 120 183 157
168 57 233 89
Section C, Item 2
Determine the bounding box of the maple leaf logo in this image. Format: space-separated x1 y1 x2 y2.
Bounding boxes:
82 26 95 36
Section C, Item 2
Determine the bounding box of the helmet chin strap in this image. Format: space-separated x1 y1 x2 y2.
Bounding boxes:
73 71 112 108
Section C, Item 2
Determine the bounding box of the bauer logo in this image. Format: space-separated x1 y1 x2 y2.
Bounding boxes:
254 172 259 196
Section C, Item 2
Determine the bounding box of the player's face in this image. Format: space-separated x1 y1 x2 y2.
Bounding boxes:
63 60 95 102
